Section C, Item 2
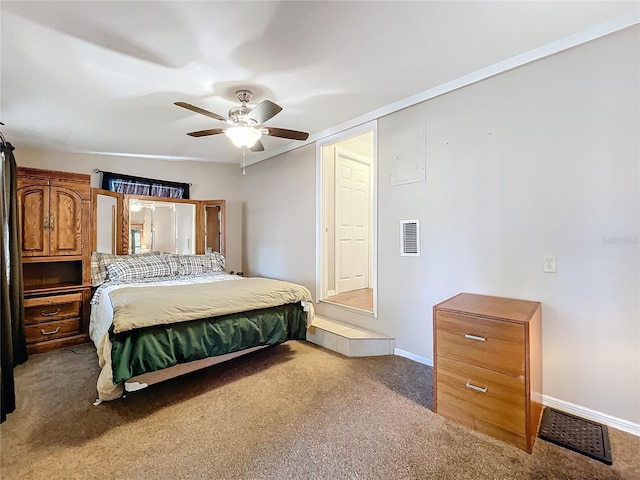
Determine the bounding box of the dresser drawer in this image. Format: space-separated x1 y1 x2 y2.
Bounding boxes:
24 293 82 324
436 311 525 376
436 356 526 434
25 318 80 344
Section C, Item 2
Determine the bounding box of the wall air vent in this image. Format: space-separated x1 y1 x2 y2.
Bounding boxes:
400 219 420 257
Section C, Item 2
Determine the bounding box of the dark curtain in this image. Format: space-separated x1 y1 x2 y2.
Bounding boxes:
100 171 190 199
1 141 28 424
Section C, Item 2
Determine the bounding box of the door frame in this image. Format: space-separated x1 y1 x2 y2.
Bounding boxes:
316 120 378 317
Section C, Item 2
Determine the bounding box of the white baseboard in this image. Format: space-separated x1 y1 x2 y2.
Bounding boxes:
542 395 640 437
394 348 433 367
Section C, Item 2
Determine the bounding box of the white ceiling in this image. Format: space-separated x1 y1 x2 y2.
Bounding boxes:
1 1 638 165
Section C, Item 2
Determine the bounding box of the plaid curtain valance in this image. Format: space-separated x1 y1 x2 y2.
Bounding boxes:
100 171 190 199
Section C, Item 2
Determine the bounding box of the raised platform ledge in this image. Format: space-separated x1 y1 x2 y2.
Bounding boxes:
306 316 395 357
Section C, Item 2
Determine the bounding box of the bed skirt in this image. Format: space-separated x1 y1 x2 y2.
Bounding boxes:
109 303 308 384
95 303 313 405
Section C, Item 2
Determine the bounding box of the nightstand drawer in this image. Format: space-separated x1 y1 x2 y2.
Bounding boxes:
436 311 525 376
25 318 80 344
25 293 82 324
436 356 526 434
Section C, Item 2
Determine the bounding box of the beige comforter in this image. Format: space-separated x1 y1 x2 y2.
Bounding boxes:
109 276 314 333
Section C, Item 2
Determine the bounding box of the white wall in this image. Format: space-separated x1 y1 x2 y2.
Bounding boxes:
243 26 639 425
15 150 245 272
242 143 317 291
338 134 374 159
378 26 639 424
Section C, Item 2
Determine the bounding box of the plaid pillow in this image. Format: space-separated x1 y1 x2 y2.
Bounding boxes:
174 253 226 275
206 252 225 271
177 255 206 275
162 253 180 275
105 255 172 281
91 252 161 286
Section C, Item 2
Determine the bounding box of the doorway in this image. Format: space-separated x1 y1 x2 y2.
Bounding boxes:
317 122 377 315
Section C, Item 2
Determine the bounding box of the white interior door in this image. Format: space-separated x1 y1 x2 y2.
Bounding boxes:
335 151 370 294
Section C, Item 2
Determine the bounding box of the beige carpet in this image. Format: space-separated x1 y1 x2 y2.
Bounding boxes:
1 341 638 480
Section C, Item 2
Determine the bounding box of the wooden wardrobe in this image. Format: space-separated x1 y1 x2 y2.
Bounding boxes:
17 167 92 354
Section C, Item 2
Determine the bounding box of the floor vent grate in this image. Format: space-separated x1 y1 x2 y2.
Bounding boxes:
538 407 612 465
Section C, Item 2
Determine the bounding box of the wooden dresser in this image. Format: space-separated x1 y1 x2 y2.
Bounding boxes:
433 293 542 453
17 167 92 354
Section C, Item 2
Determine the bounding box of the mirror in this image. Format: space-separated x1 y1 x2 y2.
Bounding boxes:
95 192 226 257
92 189 122 254
129 222 144 254
203 201 225 256
175 203 196 254
127 197 196 254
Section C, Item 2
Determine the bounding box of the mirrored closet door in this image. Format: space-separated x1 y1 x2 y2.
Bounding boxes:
92 190 226 257
202 200 225 256
92 189 122 254
126 196 196 255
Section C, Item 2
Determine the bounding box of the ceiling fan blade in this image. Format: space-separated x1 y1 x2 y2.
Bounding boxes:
250 140 265 152
175 102 228 122
265 127 309 141
186 128 226 137
248 100 282 124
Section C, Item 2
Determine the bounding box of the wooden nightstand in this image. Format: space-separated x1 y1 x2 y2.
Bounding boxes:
433 293 542 453
24 289 91 353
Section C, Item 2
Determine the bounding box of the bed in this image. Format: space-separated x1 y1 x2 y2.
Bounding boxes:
89 252 314 401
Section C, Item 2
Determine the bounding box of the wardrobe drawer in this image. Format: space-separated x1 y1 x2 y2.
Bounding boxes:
25 318 80 344
436 311 525 376
436 356 526 435
25 293 82 324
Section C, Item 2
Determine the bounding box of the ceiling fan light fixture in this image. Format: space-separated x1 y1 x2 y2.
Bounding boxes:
175 91 309 147
225 126 261 148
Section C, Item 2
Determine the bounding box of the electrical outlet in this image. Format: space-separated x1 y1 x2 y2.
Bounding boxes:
543 255 557 273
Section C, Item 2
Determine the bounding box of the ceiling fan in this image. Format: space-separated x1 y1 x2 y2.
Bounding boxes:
175 89 309 152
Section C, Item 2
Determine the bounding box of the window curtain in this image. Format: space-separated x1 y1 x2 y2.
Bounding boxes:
1 141 28 424
100 171 189 199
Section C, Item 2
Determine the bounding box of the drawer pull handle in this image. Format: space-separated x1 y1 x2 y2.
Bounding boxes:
41 309 61 317
465 382 487 393
464 334 486 342
40 327 61 336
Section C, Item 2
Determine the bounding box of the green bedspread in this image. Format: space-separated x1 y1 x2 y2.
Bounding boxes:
109 303 308 384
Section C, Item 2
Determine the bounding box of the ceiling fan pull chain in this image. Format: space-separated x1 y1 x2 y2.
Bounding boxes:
242 146 246 175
